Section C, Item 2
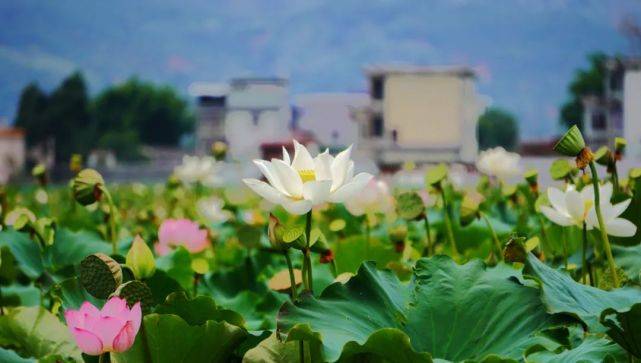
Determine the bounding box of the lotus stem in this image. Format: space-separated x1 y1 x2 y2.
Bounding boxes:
582 221 588 285
562 227 568 271
302 211 314 293
364 217 370 258
480 212 502 260
104 190 119 254
422 213 433 256
588 161 619 288
284 251 297 301
440 190 459 257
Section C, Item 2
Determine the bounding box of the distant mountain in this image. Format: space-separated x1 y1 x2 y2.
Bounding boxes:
1 0 640 138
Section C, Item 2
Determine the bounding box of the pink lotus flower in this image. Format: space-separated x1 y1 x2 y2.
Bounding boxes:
156 218 209 256
64 297 141 355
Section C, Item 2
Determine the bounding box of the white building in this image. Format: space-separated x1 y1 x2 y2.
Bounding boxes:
0 128 25 184
354 65 486 167
191 78 292 160
295 93 369 148
582 58 641 158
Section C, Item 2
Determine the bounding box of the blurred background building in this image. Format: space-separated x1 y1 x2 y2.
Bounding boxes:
0 127 25 184
354 65 486 169
582 58 641 157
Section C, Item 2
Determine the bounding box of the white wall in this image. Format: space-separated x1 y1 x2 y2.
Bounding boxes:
624 70 641 159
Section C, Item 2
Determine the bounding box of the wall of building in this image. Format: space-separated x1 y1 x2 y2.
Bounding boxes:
0 130 25 183
624 70 641 159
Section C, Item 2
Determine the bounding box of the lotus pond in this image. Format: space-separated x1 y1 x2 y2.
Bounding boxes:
1 129 641 362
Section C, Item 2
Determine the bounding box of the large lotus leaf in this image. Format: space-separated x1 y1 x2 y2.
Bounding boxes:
333 235 399 275
525 335 626 362
242 332 323 363
600 302 641 358
0 347 35 363
43 228 111 271
520 251 641 331
57 277 103 310
155 247 195 291
612 244 641 283
278 257 568 362
154 291 245 327
0 230 44 279
111 314 247 363
0 307 82 361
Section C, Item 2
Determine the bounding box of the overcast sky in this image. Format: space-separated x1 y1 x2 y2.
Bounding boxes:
1 0 640 139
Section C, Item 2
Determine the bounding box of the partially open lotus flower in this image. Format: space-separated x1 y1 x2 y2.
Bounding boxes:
173 155 223 186
156 218 209 256
243 140 373 215
344 179 394 216
476 147 522 180
64 297 141 355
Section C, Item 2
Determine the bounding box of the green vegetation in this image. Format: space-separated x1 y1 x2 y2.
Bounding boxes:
477 107 519 151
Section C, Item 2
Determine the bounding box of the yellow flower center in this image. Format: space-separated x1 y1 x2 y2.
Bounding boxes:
583 200 594 220
298 169 316 183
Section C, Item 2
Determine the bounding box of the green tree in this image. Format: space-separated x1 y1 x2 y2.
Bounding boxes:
477 107 519 151
14 83 49 149
559 52 607 130
92 78 194 149
43 72 93 161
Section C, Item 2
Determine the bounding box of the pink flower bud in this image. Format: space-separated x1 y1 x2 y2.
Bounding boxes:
155 218 209 256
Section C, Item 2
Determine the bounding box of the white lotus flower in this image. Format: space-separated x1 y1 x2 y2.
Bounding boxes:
541 183 636 237
243 140 373 215
476 147 522 179
173 155 223 186
344 179 394 216
197 197 233 224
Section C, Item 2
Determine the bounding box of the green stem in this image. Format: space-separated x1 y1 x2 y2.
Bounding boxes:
422 213 433 257
611 162 620 195
284 251 297 301
440 190 459 257
303 211 313 293
537 214 549 251
99 353 105 363
481 212 502 260
562 227 568 271
299 340 305 363
589 161 620 288
582 222 588 285
104 191 118 254
364 217 370 259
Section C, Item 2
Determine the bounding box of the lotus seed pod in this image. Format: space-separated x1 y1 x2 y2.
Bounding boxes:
79 253 122 299
614 137 626 155
549 159 574 181
72 169 105 206
31 164 47 186
553 125 586 157
395 191 425 221
114 280 154 314
593 146 612 166
212 141 228 161
524 169 538 186
425 163 448 187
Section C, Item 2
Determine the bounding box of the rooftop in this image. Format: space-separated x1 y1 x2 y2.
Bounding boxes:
364 64 476 78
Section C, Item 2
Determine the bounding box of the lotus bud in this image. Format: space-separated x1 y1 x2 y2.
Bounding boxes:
211 141 228 161
614 137 626 160
268 214 288 251
31 163 47 186
4 207 36 230
72 169 106 206
395 191 425 221
69 154 83 174
460 192 483 227
114 280 154 314
79 253 122 299
553 126 592 169
126 235 156 279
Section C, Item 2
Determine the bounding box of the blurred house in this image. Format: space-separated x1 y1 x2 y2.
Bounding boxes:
0 127 26 184
295 93 369 148
191 78 292 160
354 65 486 168
582 58 641 157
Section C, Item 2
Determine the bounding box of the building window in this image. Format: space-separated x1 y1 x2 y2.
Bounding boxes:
371 77 384 100
592 112 606 130
371 115 384 137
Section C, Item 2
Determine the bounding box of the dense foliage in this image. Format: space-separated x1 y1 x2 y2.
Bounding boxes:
0 133 641 362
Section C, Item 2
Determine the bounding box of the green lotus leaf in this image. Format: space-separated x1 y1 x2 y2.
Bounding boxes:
0 307 82 361
278 257 569 362
525 335 626 362
612 244 641 283
111 313 247 363
155 291 245 327
43 228 111 271
600 302 641 358
520 252 641 331
0 230 44 279
242 332 322 363
0 347 35 363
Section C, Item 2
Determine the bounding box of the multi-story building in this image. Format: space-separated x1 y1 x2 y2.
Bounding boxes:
191 78 292 160
354 65 486 167
582 58 641 157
